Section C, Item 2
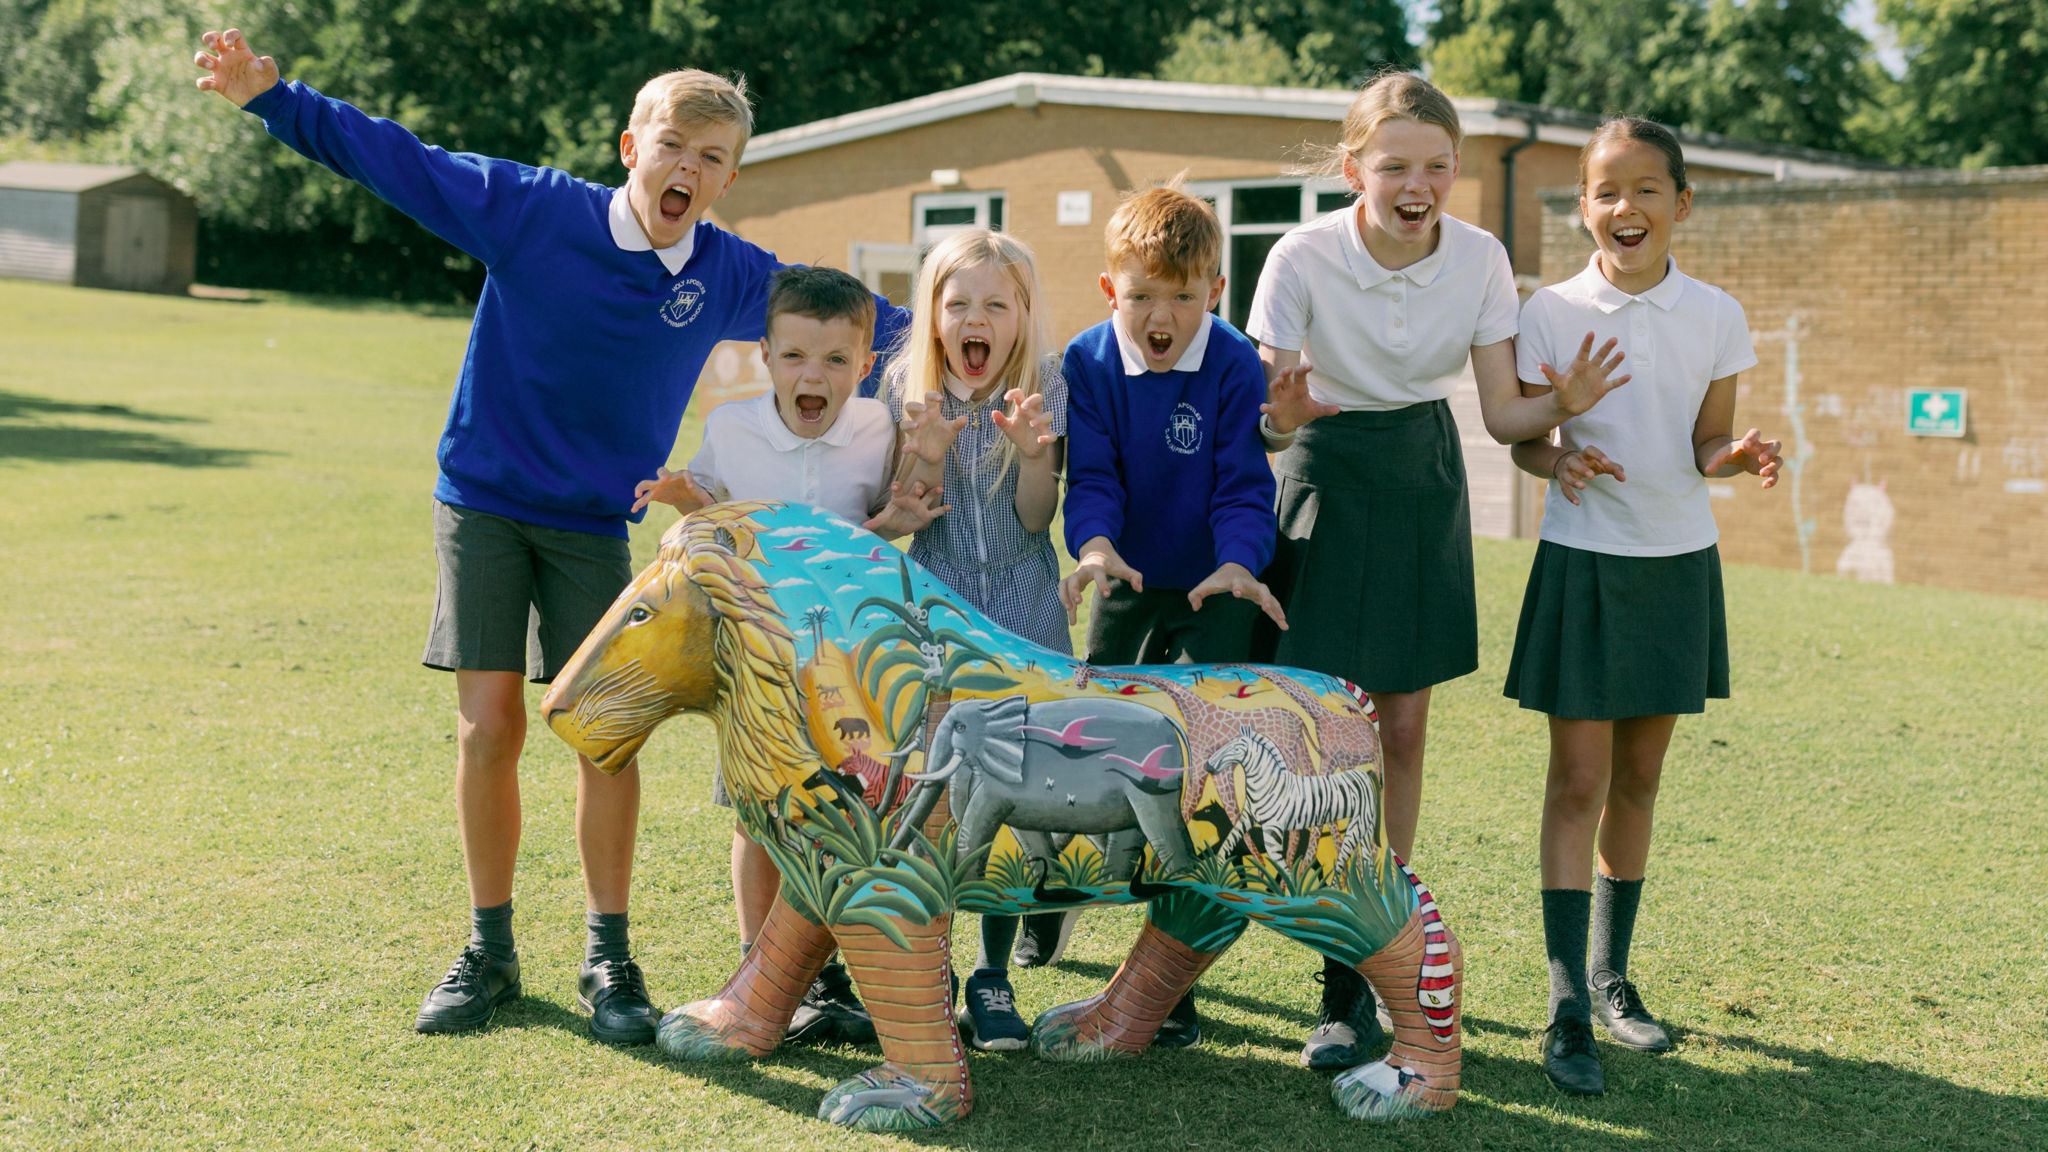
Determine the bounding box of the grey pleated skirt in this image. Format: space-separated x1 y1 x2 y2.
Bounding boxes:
1503 540 1730 720
1266 400 1478 694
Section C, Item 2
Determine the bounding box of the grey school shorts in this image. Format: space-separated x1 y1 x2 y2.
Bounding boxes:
422 500 632 684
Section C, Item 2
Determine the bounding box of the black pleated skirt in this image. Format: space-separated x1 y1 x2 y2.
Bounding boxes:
1265 400 1478 693
1503 540 1730 720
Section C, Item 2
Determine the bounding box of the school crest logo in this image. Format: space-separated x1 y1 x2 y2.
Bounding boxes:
1165 402 1202 456
661 278 708 328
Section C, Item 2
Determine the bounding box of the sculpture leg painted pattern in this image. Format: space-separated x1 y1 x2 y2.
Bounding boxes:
1334 873 1464 1120
656 894 834 1060
819 915 971 1131
1031 919 1231 1060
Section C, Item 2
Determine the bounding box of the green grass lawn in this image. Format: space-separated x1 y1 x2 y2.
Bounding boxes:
2 278 2043 1150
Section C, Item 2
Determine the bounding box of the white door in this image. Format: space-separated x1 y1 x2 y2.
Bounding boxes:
103 195 169 290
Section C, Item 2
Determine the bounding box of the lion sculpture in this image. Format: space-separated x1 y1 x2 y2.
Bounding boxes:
542 502 1463 1131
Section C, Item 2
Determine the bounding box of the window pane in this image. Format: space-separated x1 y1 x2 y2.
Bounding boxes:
1229 232 1285 324
1315 190 1353 214
922 206 978 226
1234 185 1301 226
988 196 1004 231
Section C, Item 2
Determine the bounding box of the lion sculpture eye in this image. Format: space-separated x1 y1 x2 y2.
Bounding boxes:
627 605 653 624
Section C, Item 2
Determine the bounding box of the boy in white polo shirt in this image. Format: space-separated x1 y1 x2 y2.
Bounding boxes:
635 265 941 1046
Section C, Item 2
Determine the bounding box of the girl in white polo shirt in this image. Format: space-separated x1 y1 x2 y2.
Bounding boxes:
1504 117 1781 1097
1246 72 1626 1071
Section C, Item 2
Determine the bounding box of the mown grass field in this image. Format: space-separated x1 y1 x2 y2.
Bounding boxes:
2 278 2043 1150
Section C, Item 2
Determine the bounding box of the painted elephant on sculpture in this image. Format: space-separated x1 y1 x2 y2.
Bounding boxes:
917 693 1197 880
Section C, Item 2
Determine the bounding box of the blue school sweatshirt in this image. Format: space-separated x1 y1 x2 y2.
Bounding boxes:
243 80 902 537
1061 316 1277 589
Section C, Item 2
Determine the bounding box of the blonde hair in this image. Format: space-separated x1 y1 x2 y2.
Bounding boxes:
1303 70 1463 178
892 228 1052 495
629 69 755 158
1104 181 1222 284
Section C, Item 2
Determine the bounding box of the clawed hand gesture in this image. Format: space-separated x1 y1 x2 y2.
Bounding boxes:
1262 362 1338 436
900 391 967 466
1541 333 1631 417
1705 427 1783 488
1551 445 1626 506
991 388 1055 459
1187 562 1287 630
1060 536 1143 625
193 28 279 108
862 479 952 536
631 467 714 515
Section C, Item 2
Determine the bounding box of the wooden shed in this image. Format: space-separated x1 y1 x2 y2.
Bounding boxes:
0 162 197 294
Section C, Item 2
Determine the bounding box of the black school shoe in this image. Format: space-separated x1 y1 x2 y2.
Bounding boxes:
579 958 658 1046
1591 970 1674 1053
1301 966 1385 1070
786 960 877 1046
1153 991 1201 1049
415 945 522 1034
1540 1016 1607 1096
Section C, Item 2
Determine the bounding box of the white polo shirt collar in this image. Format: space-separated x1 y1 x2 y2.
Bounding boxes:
1339 206 1451 291
609 186 695 275
751 391 861 450
1112 311 1215 375
1578 253 1688 313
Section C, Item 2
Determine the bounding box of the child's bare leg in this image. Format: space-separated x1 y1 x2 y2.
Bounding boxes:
1595 715 1678 881
455 670 526 907
1589 714 1679 1054
416 670 526 1036
733 826 780 948
1537 716 1614 1095
576 755 640 915
1370 688 1431 861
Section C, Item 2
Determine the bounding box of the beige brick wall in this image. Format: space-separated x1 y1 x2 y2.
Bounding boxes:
1538 169 2048 600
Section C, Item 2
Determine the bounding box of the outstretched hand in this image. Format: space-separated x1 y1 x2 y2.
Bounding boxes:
862 479 952 536
631 467 713 515
1187 562 1287 630
1551 445 1626 506
900 391 967 466
1261 362 1338 436
990 388 1055 459
1540 332 1631 417
193 28 279 108
1705 427 1783 488
1060 536 1142 626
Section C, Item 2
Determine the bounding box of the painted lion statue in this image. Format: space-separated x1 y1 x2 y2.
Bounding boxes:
542 502 1463 1131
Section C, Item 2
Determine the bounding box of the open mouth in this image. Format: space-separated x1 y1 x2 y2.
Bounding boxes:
795 394 828 424
961 337 991 376
660 183 693 224
1147 330 1174 358
1395 203 1431 224
1613 227 1647 250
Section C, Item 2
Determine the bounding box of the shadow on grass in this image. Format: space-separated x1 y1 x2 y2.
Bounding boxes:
499 987 2044 1149
0 389 266 468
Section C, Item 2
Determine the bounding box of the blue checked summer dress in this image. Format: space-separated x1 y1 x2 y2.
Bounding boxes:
884 357 1072 655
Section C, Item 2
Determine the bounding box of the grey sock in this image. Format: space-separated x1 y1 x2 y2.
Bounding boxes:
975 914 1018 975
586 910 631 967
470 899 515 963
1542 888 1592 1024
1591 874 1644 985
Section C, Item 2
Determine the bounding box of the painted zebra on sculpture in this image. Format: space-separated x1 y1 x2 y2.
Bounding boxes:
1202 729 1380 872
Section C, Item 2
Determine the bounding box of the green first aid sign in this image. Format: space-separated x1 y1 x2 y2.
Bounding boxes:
1906 388 1966 437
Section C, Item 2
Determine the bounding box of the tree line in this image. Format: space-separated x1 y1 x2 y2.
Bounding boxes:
1 0 2039 301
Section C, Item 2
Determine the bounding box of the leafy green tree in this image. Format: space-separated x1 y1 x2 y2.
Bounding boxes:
8 0 112 139
1875 0 2048 166
1654 0 1876 156
1154 18 1340 88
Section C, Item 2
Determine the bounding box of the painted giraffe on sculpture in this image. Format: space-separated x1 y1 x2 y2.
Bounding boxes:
1072 665 1317 829
1220 664 1381 774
